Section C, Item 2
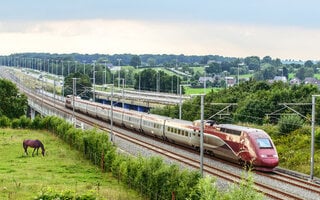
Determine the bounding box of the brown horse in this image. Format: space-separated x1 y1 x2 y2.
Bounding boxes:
23 139 45 156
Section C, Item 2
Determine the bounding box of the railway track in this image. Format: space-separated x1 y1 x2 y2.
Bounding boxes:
2 68 320 199
73 115 308 200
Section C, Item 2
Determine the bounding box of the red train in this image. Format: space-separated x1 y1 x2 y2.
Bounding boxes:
65 95 279 171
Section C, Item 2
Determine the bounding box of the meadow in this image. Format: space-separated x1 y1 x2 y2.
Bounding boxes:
0 129 140 200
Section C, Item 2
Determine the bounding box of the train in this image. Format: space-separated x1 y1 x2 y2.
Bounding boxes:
65 95 279 171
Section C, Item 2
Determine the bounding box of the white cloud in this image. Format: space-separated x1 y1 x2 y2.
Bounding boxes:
0 19 319 61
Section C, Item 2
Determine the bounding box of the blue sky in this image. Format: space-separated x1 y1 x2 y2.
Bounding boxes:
0 0 319 60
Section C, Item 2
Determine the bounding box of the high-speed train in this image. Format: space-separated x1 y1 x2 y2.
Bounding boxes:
65 95 279 171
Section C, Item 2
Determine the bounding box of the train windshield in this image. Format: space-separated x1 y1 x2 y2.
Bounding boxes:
256 138 273 149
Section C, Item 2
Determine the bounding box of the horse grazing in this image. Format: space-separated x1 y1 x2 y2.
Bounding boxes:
23 139 45 156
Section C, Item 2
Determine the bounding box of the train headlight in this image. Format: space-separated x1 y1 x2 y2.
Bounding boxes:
261 154 267 158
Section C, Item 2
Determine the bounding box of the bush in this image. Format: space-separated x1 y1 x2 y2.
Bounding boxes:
0 116 11 127
31 115 43 129
34 188 99 200
18 115 32 128
11 118 20 128
278 115 304 135
223 172 264 200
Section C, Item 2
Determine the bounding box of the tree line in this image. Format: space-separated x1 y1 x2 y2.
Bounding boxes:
152 79 320 128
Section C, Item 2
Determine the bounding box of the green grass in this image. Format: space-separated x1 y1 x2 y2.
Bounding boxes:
185 87 221 95
0 129 141 200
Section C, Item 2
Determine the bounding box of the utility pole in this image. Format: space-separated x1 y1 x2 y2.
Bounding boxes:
72 78 80 125
200 94 205 177
310 95 320 180
93 61 96 102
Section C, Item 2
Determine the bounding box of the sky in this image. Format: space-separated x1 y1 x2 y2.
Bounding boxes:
0 0 319 61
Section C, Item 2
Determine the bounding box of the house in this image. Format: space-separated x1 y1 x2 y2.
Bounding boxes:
273 76 287 83
289 77 301 85
225 76 235 87
198 76 214 84
304 77 320 85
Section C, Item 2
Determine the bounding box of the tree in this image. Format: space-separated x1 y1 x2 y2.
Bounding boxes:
0 79 28 119
262 56 272 64
206 62 221 74
244 56 260 71
130 55 141 67
63 72 92 99
304 60 314 68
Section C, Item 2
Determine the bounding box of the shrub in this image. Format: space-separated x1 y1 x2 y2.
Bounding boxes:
11 118 20 128
34 188 99 200
0 115 11 127
31 115 43 129
223 172 264 200
278 115 304 135
18 115 32 128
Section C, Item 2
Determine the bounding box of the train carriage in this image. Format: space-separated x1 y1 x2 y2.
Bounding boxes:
122 110 143 131
111 107 124 126
96 105 110 121
140 113 168 137
163 119 196 147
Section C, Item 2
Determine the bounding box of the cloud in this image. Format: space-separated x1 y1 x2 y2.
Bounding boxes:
0 19 319 60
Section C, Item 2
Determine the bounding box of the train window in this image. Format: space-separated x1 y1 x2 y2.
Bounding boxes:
256 138 273 149
221 128 241 136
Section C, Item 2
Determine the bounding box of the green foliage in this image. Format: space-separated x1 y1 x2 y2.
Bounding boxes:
222 173 264 200
134 68 181 93
273 128 320 176
153 79 319 125
35 188 99 200
316 130 320 149
0 79 28 119
0 115 11 127
130 55 141 67
278 115 304 135
17 115 32 128
64 72 92 98
30 115 43 129
111 154 203 199
187 176 218 200
188 173 263 200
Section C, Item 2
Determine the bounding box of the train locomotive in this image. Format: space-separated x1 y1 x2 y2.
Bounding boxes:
65 95 279 171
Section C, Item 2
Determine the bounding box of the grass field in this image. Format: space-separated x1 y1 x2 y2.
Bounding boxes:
0 129 140 200
184 87 221 95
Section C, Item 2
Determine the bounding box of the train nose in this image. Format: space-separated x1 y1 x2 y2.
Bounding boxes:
259 154 279 167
